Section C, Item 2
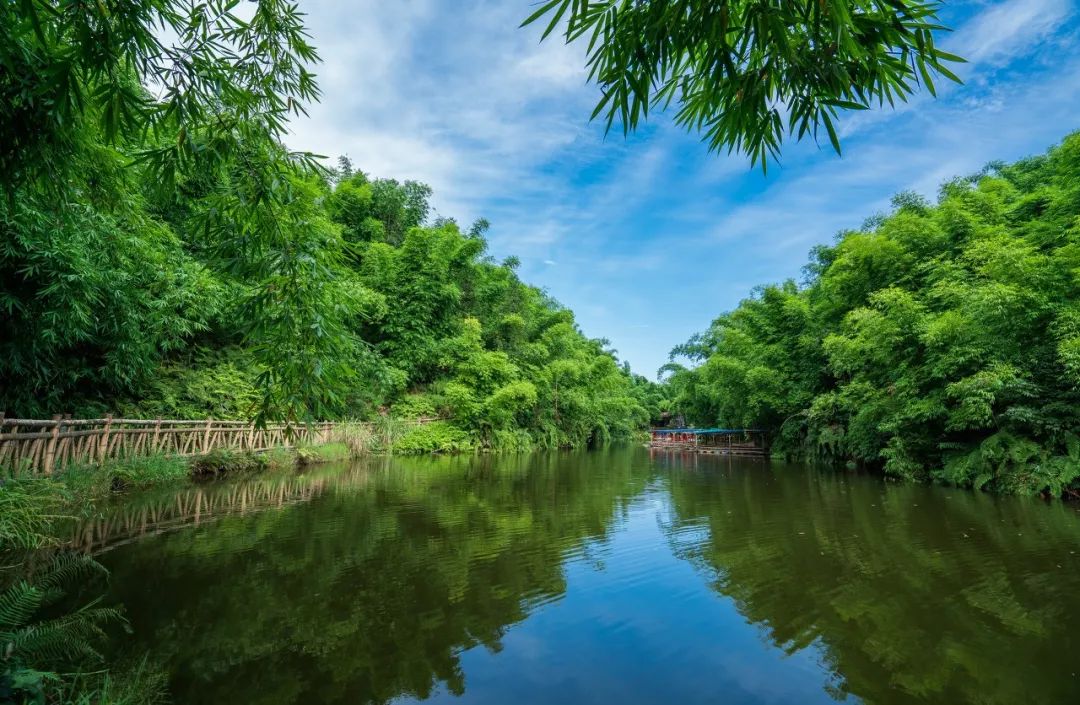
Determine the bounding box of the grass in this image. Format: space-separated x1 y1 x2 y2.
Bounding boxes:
295 442 352 465
190 447 294 476
58 658 169 705
44 441 360 500
59 454 191 497
0 478 64 550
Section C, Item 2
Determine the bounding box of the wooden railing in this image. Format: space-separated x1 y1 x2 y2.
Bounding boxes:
0 414 342 477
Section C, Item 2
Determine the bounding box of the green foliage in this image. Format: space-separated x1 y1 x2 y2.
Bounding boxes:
524 0 963 168
0 553 125 705
190 450 275 477
0 0 359 423
0 481 62 552
102 456 189 488
57 659 169 705
393 422 474 455
0 3 658 444
59 449 305 497
59 456 190 498
116 349 262 421
295 443 352 466
667 133 1080 495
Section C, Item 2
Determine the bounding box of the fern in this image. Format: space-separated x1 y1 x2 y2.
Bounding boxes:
0 581 41 632
1 554 124 670
35 554 108 594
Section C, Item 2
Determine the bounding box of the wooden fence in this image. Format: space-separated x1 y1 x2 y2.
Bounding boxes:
0 414 342 477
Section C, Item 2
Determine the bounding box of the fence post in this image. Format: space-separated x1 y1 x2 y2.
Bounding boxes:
43 415 61 476
152 418 162 453
203 418 213 454
98 414 114 464
58 413 72 469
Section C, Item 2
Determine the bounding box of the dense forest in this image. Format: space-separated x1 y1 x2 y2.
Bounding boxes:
0 0 661 452
0 152 659 449
663 134 1080 496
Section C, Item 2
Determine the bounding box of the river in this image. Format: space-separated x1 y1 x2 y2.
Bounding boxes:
88 447 1080 704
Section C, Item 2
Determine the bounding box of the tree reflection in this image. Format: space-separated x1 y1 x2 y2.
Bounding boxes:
101 450 649 704
662 461 1080 704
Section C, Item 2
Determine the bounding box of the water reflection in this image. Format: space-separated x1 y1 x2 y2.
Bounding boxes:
663 460 1080 704
100 451 650 704
93 449 1080 704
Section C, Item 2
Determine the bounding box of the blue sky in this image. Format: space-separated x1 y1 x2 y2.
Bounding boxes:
287 0 1080 378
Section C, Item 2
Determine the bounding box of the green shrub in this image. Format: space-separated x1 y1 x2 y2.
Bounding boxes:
393 421 473 454
479 428 534 452
190 449 270 476
295 443 352 465
391 393 442 420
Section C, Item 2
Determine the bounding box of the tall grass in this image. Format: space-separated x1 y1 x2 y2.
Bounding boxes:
190 448 292 476
295 442 351 465
58 658 168 705
333 420 382 455
0 479 64 551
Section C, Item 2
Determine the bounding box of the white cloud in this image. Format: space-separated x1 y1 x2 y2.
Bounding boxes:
287 0 596 228
950 0 1074 66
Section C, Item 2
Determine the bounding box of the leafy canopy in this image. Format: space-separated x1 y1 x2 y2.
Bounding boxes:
524 0 963 167
0 0 347 424
664 132 1080 496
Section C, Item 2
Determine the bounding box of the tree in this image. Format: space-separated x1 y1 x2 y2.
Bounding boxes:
1 0 346 423
524 0 963 168
665 132 1080 495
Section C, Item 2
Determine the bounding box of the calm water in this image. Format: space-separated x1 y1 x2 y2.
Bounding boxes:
90 447 1080 704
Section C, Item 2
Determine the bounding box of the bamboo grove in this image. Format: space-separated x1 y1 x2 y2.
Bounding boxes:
0 2 661 452
664 134 1080 496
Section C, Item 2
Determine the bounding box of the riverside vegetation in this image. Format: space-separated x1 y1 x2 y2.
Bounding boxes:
0 1 661 451
1 1 1074 703
663 134 1080 497
0 440 362 704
